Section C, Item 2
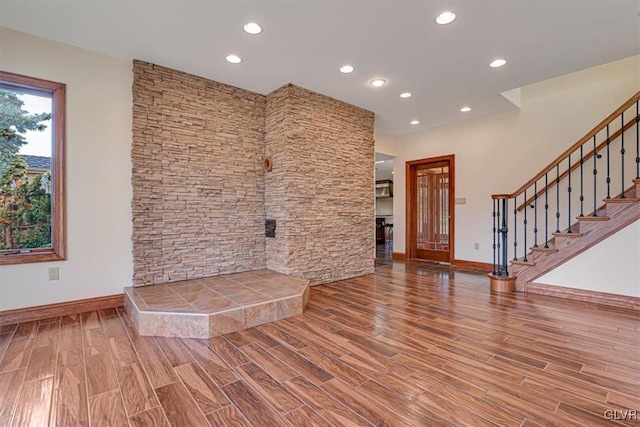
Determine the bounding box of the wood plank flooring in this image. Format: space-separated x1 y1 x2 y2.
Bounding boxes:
0 261 639 426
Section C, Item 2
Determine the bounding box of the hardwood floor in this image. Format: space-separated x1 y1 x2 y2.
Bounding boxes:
0 261 638 426
376 243 393 268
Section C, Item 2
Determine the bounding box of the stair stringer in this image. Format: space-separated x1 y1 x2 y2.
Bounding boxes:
511 200 640 292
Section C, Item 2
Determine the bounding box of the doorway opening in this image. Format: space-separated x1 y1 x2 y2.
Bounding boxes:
406 155 455 264
375 153 394 265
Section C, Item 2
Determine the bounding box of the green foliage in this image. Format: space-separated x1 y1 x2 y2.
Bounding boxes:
0 89 51 176
0 89 52 250
0 158 52 250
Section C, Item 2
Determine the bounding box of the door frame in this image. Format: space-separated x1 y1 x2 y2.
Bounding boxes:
405 154 455 264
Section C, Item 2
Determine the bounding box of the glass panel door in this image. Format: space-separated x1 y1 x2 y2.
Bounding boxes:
409 158 453 262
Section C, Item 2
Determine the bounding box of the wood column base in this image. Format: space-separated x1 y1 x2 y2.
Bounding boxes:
489 274 516 293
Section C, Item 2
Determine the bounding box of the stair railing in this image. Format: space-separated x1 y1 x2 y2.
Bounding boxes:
492 91 640 276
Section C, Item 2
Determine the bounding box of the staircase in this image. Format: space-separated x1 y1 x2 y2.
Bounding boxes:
490 91 640 293
511 180 640 290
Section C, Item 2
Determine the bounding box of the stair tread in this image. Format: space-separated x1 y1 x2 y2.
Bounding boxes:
577 215 610 221
553 231 583 237
604 197 640 203
510 259 535 266
531 246 558 252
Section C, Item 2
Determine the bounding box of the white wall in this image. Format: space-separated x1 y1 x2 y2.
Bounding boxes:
537 220 640 297
391 55 640 264
374 131 399 157
0 28 133 310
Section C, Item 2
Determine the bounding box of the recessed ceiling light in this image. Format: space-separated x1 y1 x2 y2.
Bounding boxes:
340 65 354 74
410 120 420 125
399 92 412 99
225 54 242 64
490 59 507 68
369 79 387 87
243 22 263 35
436 11 456 25
460 106 471 112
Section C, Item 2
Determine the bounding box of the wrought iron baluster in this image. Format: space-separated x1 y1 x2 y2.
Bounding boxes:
533 182 538 248
496 199 502 274
492 199 497 275
523 190 528 261
567 154 572 233
555 164 560 233
579 145 584 217
498 198 509 276
593 135 598 216
621 112 625 198
544 173 549 248
606 124 611 199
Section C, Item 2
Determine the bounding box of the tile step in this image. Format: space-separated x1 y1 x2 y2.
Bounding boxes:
123 270 310 338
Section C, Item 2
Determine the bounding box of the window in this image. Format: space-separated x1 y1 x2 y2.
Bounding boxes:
0 71 65 264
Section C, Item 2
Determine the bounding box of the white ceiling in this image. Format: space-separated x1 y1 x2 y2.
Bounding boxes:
1 1 638 136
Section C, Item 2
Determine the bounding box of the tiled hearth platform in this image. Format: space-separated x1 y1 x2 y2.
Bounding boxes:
124 270 310 338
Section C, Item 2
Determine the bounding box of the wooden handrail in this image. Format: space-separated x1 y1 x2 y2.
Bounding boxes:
491 91 640 200
515 115 638 210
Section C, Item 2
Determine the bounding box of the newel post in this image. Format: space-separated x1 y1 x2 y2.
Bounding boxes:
490 194 515 292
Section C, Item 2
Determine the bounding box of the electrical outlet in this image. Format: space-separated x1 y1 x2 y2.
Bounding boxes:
48 267 59 281
474 242 480 250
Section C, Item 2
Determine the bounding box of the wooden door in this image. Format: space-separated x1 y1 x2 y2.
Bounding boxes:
406 155 454 263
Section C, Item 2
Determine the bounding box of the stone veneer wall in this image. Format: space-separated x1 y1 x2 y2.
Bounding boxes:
265 84 375 284
132 60 267 285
